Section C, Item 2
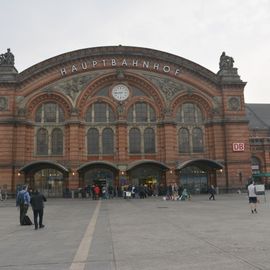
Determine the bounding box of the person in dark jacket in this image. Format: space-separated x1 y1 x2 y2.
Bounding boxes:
30 189 47 230
208 185 216 200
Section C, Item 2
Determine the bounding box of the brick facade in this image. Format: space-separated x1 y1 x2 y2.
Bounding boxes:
0 46 257 195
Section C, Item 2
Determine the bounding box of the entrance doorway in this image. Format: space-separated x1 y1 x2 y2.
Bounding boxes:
34 169 64 197
179 166 208 194
84 168 114 188
129 164 165 196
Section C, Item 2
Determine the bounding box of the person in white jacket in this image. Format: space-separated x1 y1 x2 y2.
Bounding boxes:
247 181 258 214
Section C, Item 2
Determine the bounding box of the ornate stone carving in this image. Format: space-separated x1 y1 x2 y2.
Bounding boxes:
60 75 94 100
116 69 125 80
0 49 14 66
217 52 242 83
17 108 27 116
228 96 241 111
212 96 222 115
142 74 185 101
117 103 125 116
0 96 8 111
163 105 172 117
219 52 234 70
43 73 98 101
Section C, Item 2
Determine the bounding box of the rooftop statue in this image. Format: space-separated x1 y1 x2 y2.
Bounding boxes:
0 48 15 66
219 51 234 70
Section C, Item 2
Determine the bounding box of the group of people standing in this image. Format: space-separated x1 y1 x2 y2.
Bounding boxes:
16 185 47 230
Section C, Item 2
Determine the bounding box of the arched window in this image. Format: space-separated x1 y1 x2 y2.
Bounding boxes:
35 106 42 122
149 106 156 122
251 156 261 174
127 102 156 123
144 128 155 153
102 128 114 154
176 103 203 124
192 128 203 152
51 128 63 155
35 103 65 123
136 103 147 122
35 102 65 156
94 103 107 122
37 128 48 155
85 102 115 123
179 128 189 153
87 128 99 154
129 128 141 153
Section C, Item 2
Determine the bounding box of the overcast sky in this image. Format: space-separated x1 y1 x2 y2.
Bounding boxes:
1 0 269 103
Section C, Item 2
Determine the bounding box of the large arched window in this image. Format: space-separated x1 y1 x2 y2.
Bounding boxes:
144 128 155 153
35 103 65 123
192 128 204 152
251 156 261 175
51 128 63 155
87 128 99 154
179 128 189 153
85 102 115 123
129 128 141 153
176 103 203 124
127 102 156 123
102 128 114 154
37 128 48 155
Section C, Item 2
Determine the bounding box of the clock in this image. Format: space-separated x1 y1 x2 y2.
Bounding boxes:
112 84 130 101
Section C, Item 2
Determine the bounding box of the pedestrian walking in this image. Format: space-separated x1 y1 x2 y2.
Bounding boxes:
208 185 216 200
16 185 31 225
247 180 258 214
0 186 3 201
30 189 47 230
94 185 100 200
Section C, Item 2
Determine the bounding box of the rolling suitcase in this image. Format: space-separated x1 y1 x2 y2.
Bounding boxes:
22 215 33 225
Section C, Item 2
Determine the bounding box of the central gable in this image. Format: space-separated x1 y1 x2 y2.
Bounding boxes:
18 46 219 85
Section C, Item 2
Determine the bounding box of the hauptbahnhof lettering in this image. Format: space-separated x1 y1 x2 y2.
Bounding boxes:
0 46 269 196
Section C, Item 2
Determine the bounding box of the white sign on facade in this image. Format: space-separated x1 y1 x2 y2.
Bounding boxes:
232 143 245 152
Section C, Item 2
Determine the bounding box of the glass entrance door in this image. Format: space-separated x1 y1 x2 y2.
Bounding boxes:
35 169 64 197
179 166 208 194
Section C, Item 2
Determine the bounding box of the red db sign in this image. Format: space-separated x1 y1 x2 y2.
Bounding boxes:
232 143 245 152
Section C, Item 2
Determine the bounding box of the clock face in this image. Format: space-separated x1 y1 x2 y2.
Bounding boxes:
112 84 130 101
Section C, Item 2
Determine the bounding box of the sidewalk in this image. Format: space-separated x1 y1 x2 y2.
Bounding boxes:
0 193 269 270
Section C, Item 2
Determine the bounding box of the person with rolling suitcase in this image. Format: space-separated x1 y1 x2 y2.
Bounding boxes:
16 185 31 225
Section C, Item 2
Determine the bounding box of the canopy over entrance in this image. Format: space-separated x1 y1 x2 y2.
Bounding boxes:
253 173 270 177
176 159 223 171
127 160 170 171
77 161 119 173
19 160 69 174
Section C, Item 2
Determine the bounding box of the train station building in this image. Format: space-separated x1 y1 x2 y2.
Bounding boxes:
0 46 269 196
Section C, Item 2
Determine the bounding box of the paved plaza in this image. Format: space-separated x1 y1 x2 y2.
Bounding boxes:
0 192 269 270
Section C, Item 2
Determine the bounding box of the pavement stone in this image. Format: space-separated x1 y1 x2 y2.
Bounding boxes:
0 193 269 270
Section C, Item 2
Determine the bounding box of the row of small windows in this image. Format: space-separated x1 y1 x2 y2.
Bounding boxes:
35 102 203 123
36 127 156 155
87 127 156 154
35 102 204 155
36 127 203 155
250 138 270 145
